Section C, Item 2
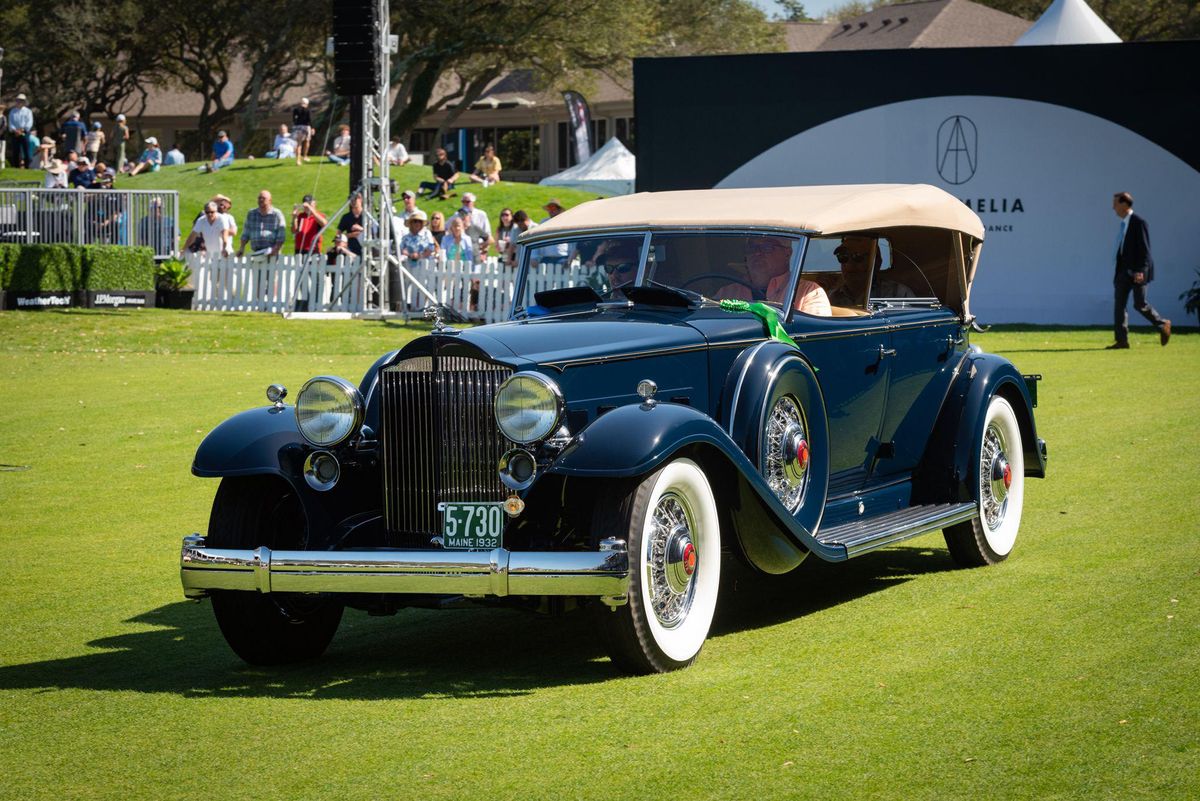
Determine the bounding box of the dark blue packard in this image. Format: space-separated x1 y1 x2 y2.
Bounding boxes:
180 185 1047 674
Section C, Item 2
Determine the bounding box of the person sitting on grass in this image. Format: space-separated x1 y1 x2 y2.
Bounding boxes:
268 124 296 160
127 137 162 176
467 144 502 186
201 130 234 172
386 135 410 166
418 148 459 199
327 125 351 165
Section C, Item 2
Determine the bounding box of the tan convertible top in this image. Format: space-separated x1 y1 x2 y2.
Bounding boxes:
526 183 985 241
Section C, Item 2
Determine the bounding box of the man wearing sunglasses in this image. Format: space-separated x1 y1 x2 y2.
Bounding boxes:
827 236 914 307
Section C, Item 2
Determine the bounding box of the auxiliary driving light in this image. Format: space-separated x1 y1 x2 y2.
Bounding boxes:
303 450 341 492
498 448 537 491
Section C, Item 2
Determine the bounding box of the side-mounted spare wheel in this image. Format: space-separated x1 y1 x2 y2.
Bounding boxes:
595 458 721 674
206 476 344 665
944 395 1026 566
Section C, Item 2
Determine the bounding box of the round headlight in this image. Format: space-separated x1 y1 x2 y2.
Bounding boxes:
295 376 364 447
494 372 563 444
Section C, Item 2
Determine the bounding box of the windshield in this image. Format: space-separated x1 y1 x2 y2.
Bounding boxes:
514 231 806 313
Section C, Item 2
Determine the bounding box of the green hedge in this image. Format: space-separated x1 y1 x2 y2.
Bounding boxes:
82 246 156 290
0 244 154 291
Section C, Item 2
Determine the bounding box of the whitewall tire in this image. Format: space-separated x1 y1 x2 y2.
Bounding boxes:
597 458 721 673
944 395 1025 567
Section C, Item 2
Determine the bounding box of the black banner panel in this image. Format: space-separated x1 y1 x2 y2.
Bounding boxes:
634 42 1200 323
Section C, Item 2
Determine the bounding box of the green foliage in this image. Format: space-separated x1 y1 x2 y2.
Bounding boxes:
155 259 193 292
81 246 156 291
0 245 154 290
1179 268 1200 318
4 245 84 291
776 0 814 21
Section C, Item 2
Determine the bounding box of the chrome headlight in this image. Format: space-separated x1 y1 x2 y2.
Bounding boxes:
295 376 364 447
494 372 564 444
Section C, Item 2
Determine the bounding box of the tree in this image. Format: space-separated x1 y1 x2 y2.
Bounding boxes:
777 0 815 21
387 0 784 141
0 1 166 135
153 0 327 150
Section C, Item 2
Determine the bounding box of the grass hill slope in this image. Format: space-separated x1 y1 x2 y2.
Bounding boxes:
1 160 607 255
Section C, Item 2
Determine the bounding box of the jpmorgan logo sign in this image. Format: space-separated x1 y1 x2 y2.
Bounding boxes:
936 115 978 185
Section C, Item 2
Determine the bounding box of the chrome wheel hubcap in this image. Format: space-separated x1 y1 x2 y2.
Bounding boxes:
981 423 1009 529
766 396 809 512
647 492 697 628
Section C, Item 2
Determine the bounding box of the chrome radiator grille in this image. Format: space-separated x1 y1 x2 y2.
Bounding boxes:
380 354 514 541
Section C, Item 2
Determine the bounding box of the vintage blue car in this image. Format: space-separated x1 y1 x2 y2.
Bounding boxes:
180 184 1047 673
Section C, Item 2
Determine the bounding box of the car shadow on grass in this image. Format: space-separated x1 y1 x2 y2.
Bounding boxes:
0 545 956 699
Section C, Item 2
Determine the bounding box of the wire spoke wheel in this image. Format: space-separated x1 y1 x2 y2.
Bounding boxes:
764 395 809 512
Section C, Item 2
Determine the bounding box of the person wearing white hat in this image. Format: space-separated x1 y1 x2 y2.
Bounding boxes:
7 93 34 168
43 158 68 189
292 97 313 163
32 136 56 170
113 114 130 173
128 136 162 176
399 209 436 262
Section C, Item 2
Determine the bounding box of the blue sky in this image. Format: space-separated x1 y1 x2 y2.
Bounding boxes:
749 0 848 20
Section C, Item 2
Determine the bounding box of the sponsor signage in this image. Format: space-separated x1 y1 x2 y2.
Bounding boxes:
88 291 154 308
5 290 156 310
635 42 1200 324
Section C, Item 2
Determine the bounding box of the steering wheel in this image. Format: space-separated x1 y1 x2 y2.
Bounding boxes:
681 273 754 292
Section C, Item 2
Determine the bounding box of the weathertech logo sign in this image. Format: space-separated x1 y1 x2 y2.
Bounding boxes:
937 115 978 185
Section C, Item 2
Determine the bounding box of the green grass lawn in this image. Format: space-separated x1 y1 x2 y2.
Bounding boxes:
0 161 604 255
0 312 1196 800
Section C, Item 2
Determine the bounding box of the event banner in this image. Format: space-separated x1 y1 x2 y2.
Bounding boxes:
562 90 594 165
634 42 1200 325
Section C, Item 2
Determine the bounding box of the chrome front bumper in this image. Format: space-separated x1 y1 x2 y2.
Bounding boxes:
179 535 630 602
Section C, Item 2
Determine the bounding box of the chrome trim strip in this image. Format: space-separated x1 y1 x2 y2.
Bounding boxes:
519 224 820 247
179 536 630 599
543 343 712 372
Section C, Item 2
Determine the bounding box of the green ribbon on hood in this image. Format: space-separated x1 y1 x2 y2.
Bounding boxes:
718 299 799 349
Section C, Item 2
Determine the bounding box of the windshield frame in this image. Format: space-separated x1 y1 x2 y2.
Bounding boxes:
510 226 816 320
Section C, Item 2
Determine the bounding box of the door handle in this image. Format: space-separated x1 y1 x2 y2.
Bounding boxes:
878 345 897 359
945 335 964 349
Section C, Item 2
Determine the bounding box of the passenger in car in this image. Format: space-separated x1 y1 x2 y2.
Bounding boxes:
827 236 915 306
717 236 831 316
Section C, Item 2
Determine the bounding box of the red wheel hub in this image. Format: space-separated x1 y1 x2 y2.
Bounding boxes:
1002 463 1012 490
795 439 809 470
682 542 696 576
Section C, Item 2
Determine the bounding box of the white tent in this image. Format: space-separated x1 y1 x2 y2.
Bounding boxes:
1015 0 1121 46
540 137 636 196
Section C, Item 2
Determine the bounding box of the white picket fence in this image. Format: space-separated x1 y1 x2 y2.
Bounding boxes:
185 253 598 321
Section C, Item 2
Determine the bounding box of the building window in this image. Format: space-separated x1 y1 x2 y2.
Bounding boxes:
556 119 609 169
615 117 636 154
409 129 438 154
469 127 539 172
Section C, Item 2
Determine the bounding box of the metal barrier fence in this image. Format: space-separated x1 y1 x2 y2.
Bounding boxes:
185 254 596 321
0 188 180 258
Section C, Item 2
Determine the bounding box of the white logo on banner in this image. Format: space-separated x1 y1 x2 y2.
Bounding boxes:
717 96 1200 324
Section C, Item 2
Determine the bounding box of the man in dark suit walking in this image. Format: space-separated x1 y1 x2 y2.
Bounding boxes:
1108 192 1170 349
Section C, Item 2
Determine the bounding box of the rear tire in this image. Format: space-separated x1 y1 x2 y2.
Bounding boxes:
595 459 721 674
207 477 343 665
944 395 1025 567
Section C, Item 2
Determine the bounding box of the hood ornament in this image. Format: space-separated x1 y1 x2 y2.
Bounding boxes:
423 304 458 334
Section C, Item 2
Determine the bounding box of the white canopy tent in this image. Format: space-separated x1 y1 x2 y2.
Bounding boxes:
540 137 636 196
1015 0 1121 46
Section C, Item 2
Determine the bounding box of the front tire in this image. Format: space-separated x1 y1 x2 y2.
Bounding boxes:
596 458 721 674
944 395 1025 566
207 477 344 665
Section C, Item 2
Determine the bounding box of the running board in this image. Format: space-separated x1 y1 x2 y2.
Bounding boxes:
815 502 977 559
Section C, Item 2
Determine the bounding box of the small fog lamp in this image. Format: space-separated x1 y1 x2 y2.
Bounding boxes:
303 450 341 492
266 384 287 407
499 448 537 491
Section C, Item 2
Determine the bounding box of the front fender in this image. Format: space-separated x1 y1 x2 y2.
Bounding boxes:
549 402 849 565
192 405 305 478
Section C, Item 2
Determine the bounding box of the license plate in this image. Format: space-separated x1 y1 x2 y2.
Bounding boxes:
439 502 505 549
